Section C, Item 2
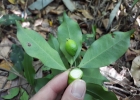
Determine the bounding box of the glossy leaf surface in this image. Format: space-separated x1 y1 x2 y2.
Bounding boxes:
79 30 134 68
58 13 82 65
16 21 66 70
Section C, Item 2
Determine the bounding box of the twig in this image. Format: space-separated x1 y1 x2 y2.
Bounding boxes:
107 85 131 95
113 90 127 98
23 0 29 19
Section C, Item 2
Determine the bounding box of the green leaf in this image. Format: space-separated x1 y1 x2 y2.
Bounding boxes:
22 53 35 85
82 68 108 85
35 78 50 92
86 83 117 100
58 12 82 65
16 21 66 70
84 34 95 47
48 34 60 53
20 88 29 100
7 72 17 80
106 0 122 30
92 25 97 41
45 69 63 79
35 69 62 92
0 14 23 26
132 0 139 7
84 93 96 100
79 30 134 68
48 34 69 68
10 44 24 73
42 65 50 71
2 87 19 99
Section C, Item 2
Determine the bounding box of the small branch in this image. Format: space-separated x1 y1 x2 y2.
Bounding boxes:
106 85 131 95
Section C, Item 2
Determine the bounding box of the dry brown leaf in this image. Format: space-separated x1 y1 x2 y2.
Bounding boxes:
50 5 65 15
0 76 11 89
45 6 56 14
96 28 103 35
134 31 140 41
38 32 46 39
130 55 140 87
125 49 137 61
9 5 22 15
0 38 13 59
22 22 30 28
136 16 140 27
35 68 43 79
0 60 13 71
130 40 137 48
100 66 130 87
41 19 50 28
78 10 93 19
34 19 43 27
102 19 109 29
130 48 140 55
70 13 82 21
108 3 114 10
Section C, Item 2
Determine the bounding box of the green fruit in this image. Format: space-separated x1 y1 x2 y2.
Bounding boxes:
68 68 83 84
65 39 77 56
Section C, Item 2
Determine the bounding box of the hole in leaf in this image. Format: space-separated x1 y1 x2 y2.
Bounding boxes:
27 43 31 47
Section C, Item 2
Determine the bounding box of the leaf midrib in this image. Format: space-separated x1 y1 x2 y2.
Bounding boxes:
80 35 127 67
65 18 71 38
19 27 64 69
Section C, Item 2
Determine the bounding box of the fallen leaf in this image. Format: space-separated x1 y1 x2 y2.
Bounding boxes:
34 19 43 27
22 22 30 28
106 0 122 30
102 19 109 29
108 3 114 10
8 0 17 4
28 0 53 10
0 60 13 71
50 5 65 15
130 40 137 48
134 30 140 41
35 68 43 79
96 28 103 35
45 6 56 14
130 48 140 55
62 0 76 12
100 66 130 87
70 13 82 21
136 16 140 27
78 10 93 19
130 55 140 87
125 49 137 61
0 38 13 59
0 76 11 89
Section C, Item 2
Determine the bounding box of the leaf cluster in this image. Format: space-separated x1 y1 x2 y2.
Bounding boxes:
5 12 134 100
